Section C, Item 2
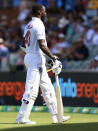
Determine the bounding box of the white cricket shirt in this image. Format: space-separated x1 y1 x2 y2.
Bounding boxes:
23 17 47 56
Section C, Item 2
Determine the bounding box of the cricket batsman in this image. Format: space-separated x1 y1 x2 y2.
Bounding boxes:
16 4 70 124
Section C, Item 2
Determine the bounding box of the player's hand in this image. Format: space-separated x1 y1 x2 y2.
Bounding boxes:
48 56 59 68
52 55 59 62
52 59 62 75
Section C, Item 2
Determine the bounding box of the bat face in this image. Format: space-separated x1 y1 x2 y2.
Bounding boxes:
55 75 64 123
56 85 63 123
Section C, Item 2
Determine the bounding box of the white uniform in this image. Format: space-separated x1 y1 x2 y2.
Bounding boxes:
16 17 57 123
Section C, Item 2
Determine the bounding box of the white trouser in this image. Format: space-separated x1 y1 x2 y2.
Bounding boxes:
16 53 57 122
40 67 57 115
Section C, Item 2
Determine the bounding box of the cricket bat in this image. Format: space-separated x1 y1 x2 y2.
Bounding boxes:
55 74 63 123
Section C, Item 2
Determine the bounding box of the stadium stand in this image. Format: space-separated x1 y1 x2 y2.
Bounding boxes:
0 0 98 71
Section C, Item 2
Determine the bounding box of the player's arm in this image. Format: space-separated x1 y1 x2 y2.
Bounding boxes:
35 24 56 61
19 27 27 53
38 39 56 61
19 38 26 53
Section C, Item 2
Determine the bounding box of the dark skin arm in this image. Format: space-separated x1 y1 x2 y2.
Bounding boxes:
21 38 25 48
38 39 56 61
19 38 26 54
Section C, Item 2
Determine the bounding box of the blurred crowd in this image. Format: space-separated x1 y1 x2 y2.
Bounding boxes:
0 0 98 72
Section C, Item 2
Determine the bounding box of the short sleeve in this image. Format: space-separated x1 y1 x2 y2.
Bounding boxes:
35 24 45 40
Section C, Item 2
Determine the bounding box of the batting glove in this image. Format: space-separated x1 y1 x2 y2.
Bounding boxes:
52 59 62 75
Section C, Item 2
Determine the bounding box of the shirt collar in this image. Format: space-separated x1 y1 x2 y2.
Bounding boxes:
32 17 41 21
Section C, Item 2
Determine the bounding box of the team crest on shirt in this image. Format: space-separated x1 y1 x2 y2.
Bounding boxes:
27 24 33 29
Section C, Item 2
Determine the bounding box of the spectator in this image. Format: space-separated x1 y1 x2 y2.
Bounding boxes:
65 33 89 61
76 16 84 33
92 17 98 45
4 30 18 53
0 29 5 40
0 0 97 71
84 16 98 45
66 14 77 43
0 38 9 71
17 0 30 22
49 17 60 32
66 12 87 45
51 33 69 55
58 11 69 29
75 0 85 13
78 10 88 24
47 31 58 49
0 38 9 57
47 0 60 14
65 0 75 11
16 50 25 71
83 22 91 45
51 33 69 68
87 56 98 70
